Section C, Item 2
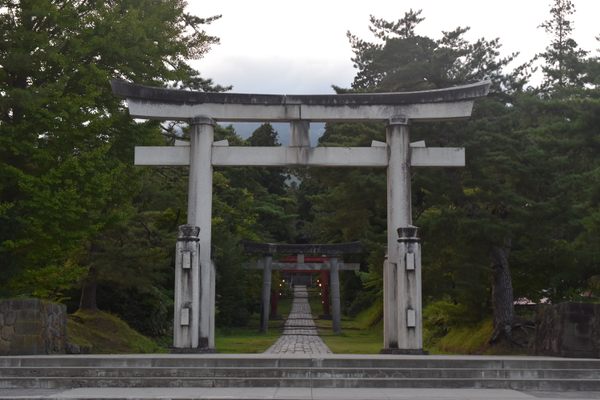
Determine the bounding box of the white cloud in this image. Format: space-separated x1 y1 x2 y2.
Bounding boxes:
189 0 600 93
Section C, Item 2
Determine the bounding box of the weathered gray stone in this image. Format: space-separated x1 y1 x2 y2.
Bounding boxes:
0 339 8 354
65 341 81 354
111 80 491 122
533 302 600 358
12 334 40 354
1 325 14 340
0 299 66 355
112 80 491 107
178 224 200 239
173 224 203 350
5 311 16 325
15 321 41 335
243 241 362 256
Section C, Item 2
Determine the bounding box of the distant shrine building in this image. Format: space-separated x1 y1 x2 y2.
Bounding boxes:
112 79 490 353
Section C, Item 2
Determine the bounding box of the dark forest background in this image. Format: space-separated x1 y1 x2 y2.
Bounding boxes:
1 0 598 347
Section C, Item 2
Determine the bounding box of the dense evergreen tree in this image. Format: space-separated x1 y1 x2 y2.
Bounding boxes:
210 124 296 326
538 0 588 90
304 5 600 346
347 9 516 92
0 0 223 308
312 10 522 342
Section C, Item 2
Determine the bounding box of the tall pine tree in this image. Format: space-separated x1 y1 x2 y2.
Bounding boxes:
538 0 588 90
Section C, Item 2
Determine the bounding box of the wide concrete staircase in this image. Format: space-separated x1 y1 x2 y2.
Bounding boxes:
1 355 599 391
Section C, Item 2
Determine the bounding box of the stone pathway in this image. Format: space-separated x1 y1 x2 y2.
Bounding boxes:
265 285 332 354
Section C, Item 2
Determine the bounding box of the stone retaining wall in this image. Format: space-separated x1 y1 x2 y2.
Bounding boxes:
0 298 66 355
533 302 600 358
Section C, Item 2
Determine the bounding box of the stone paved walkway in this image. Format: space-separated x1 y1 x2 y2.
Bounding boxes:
265 285 332 354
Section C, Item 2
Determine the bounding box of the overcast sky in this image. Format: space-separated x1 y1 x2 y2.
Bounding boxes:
186 0 599 142
189 0 599 94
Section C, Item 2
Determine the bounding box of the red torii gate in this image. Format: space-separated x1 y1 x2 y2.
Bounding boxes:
278 255 335 318
244 242 361 334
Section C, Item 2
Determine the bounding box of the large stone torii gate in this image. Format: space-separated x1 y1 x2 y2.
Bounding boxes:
112 79 490 353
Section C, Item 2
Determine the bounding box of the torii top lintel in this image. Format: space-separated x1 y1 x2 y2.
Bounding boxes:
111 80 491 123
242 241 363 256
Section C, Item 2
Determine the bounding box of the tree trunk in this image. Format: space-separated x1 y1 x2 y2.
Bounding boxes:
79 266 98 311
489 239 515 344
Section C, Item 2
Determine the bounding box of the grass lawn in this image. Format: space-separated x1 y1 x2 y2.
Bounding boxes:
318 319 383 354
215 287 528 355
214 296 292 353
215 327 281 353
215 287 383 354
309 289 384 354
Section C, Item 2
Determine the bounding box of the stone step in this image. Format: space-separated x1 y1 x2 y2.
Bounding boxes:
1 366 599 379
1 376 600 391
2 356 599 370
2 356 599 392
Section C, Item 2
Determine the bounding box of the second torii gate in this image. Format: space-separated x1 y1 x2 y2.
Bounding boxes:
244 241 362 334
112 79 490 353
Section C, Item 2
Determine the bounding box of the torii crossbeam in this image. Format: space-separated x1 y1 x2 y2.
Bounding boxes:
112 79 490 353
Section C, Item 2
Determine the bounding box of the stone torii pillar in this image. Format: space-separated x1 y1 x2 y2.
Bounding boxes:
111 79 490 352
173 225 200 349
383 116 421 353
187 117 215 350
260 255 272 333
329 257 342 334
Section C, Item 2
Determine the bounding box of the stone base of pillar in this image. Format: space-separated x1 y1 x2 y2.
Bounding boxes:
380 348 428 355
170 343 216 354
171 338 215 353
170 348 217 354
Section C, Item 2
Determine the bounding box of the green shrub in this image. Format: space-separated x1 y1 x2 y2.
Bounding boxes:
435 319 495 354
423 299 476 348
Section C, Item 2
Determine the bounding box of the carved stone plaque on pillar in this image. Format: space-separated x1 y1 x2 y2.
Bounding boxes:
173 225 201 351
